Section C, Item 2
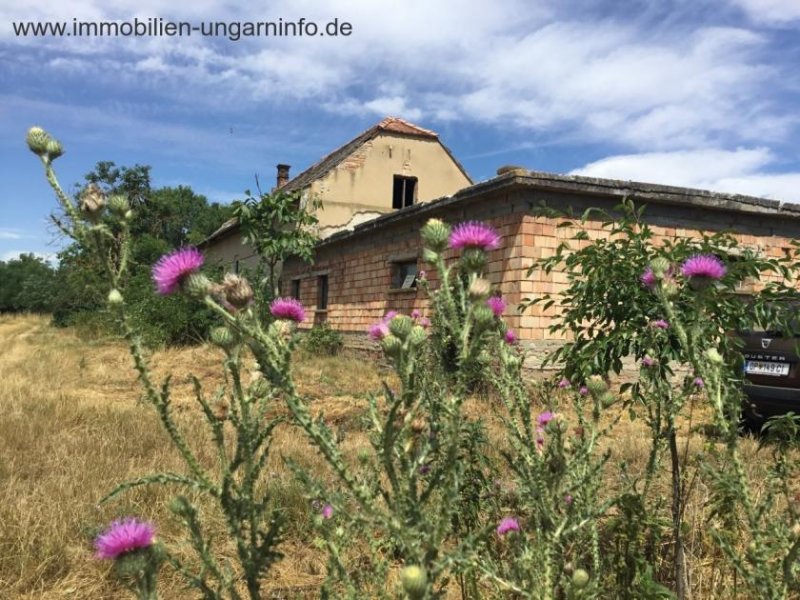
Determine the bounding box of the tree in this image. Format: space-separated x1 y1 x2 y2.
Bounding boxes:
46 163 235 344
84 161 151 208
232 186 321 300
0 253 58 313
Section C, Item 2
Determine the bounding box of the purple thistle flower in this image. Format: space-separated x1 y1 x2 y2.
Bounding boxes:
537 411 555 428
417 270 427 281
496 516 520 536
487 296 506 317
321 504 333 519
94 518 155 560
419 463 431 475
564 494 574 506
383 310 398 322
650 319 669 329
419 317 431 329
270 297 305 323
642 355 656 367
151 248 204 295
368 321 390 340
640 267 656 289
558 378 571 389
449 221 501 251
681 255 726 280
411 309 421 319
694 377 705 389
504 329 517 345
579 386 589 396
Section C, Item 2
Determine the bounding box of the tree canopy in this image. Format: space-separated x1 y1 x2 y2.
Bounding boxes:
2 161 234 345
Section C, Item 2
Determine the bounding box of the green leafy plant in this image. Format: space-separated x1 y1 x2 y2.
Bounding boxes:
231 186 321 302
525 199 800 598
303 322 345 356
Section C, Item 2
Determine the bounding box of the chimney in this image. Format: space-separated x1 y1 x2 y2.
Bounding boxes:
276 164 291 189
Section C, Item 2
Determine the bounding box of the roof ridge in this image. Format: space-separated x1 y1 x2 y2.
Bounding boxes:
281 116 440 193
375 116 439 138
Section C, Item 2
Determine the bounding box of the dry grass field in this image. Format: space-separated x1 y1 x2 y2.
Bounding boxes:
0 314 779 598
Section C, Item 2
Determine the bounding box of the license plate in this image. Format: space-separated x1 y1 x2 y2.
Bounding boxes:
745 361 790 376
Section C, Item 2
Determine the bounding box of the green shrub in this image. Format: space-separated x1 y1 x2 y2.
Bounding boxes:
303 323 344 356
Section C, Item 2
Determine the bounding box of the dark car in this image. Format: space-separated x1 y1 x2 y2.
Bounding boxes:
741 328 800 424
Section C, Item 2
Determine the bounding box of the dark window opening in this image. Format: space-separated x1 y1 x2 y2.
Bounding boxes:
392 176 417 209
317 274 328 310
291 279 301 300
392 260 418 289
233 258 240 274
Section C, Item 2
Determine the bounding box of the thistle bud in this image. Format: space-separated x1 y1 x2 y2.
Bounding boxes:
585 375 608 397
408 325 427 347
662 277 680 298
26 126 50 156
169 495 194 518
210 326 237 349
420 218 451 252
422 248 439 264
706 348 724 365
381 334 403 357
468 277 491 300
185 273 212 298
269 319 292 339
649 257 670 278
400 565 428 600
472 305 494 330
221 273 254 309
107 195 130 216
600 391 617 408
45 138 63 160
410 418 426 434
571 568 590 589
461 248 487 272
107 289 124 306
389 315 413 340
79 183 106 222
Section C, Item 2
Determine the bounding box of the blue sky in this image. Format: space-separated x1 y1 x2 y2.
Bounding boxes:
2 0 800 262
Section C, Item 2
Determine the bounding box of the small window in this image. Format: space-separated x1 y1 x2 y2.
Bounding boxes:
233 257 240 274
317 274 328 310
291 279 301 300
392 176 417 209
392 260 418 289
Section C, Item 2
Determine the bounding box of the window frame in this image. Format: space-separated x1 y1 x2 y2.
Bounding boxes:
392 175 418 210
317 274 329 310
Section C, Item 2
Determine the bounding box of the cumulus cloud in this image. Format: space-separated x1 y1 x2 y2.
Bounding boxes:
571 147 800 202
5 0 790 154
3 0 799 199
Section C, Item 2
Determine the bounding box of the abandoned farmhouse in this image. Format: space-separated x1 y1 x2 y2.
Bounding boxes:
202 118 800 365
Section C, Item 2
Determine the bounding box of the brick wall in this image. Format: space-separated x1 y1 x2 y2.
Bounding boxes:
281 180 800 364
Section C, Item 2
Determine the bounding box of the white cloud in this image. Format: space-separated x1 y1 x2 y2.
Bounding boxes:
571 147 800 202
2 0 797 162
729 0 800 24
0 229 24 240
